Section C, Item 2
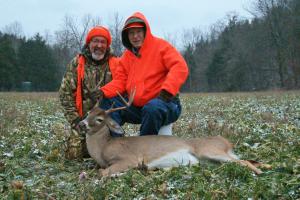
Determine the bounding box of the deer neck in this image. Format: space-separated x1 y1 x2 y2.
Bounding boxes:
86 126 111 165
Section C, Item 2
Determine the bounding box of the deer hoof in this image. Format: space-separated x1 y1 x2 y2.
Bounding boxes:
99 169 109 177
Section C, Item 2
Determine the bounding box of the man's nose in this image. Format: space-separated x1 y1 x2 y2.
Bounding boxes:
95 43 102 48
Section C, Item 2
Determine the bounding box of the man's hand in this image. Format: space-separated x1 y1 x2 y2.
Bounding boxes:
90 89 104 103
158 89 173 102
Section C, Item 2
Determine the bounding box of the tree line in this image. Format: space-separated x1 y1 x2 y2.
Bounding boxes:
0 33 61 91
182 0 300 92
0 0 299 92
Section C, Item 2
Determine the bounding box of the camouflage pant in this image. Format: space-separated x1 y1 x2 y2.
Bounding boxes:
64 126 90 160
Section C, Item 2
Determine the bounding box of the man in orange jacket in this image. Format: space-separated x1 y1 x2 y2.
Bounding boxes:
98 12 189 136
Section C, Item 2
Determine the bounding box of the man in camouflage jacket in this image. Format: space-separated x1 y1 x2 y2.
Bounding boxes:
59 26 119 159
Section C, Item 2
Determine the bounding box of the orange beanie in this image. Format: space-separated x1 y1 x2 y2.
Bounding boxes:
85 26 112 46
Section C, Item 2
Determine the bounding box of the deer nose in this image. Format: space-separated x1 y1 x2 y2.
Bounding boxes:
78 121 88 132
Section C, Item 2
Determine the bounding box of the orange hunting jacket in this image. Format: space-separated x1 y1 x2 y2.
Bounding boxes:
101 12 189 107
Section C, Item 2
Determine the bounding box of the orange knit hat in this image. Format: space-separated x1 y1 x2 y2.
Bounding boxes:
85 26 112 46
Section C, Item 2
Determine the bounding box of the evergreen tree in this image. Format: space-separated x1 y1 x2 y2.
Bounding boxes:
0 33 19 90
19 34 60 91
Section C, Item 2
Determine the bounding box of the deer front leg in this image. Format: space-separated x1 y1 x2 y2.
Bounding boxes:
99 161 138 177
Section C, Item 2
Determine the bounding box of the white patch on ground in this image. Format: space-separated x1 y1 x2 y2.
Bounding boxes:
147 149 199 169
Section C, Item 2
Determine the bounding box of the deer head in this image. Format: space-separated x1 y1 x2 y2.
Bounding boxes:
78 88 136 136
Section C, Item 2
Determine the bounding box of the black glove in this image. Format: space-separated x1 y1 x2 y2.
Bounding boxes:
158 90 173 102
90 89 104 103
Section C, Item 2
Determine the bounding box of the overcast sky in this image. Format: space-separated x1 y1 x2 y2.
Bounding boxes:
0 0 254 39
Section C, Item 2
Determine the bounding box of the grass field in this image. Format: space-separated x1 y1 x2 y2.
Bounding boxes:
0 91 299 199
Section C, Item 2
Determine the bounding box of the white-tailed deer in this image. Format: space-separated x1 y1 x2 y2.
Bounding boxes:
79 90 263 177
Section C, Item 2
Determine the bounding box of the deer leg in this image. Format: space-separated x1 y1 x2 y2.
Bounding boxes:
235 160 263 175
219 152 263 175
208 150 264 175
203 151 263 175
99 161 137 177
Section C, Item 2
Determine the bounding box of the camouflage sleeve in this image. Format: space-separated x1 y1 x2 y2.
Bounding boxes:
59 57 81 127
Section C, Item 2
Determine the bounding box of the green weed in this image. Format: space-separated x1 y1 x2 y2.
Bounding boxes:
0 91 299 199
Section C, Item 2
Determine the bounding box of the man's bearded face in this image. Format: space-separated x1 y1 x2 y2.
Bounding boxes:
89 36 108 61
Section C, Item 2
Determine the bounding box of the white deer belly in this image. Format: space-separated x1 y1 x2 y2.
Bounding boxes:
147 149 199 169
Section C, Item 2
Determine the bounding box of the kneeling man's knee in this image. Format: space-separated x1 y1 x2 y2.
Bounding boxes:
142 99 164 115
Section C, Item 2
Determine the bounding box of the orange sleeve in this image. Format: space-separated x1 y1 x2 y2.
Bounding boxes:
160 41 189 95
101 56 127 98
108 57 119 79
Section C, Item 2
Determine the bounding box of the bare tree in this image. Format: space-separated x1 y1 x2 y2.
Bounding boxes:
43 29 54 45
55 14 102 54
181 28 207 92
209 19 226 41
253 0 292 88
181 27 203 50
108 12 124 56
53 14 102 78
163 31 179 49
2 21 24 38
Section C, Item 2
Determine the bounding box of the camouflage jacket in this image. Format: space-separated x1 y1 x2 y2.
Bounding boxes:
59 49 115 127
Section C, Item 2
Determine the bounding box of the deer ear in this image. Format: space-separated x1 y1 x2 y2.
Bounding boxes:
94 100 100 108
105 117 124 135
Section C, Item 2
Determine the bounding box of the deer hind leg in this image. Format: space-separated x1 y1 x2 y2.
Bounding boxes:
99 161 138 177
218 153 263 175
225 150 263 174
202 150 263 175
200 149 238 162
235 160 263 175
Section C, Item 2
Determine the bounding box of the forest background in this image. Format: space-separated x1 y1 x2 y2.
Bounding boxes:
0 0 299 92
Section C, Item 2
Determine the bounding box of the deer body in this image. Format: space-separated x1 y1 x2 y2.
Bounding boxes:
87 132 198 170
80 91 263 177
83 119 262 176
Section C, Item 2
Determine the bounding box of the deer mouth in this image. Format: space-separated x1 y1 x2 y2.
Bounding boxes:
78 120 89 133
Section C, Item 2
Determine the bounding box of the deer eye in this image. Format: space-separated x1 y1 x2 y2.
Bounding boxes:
95 116 103 123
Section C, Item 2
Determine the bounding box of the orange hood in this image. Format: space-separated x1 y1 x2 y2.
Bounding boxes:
121 12 153 52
